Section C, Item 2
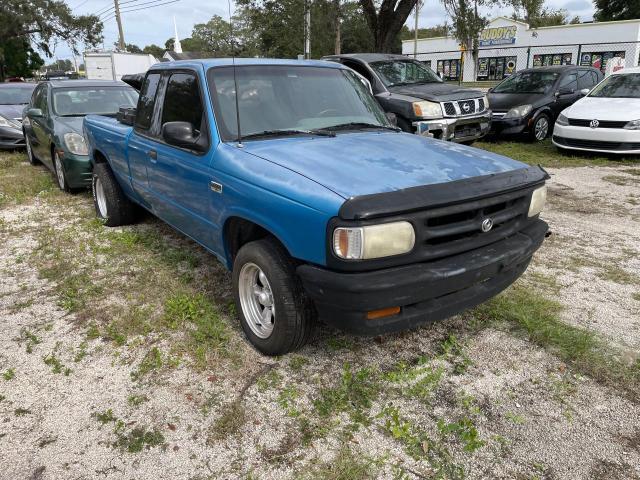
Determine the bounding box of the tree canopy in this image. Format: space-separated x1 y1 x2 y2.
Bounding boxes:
594 0 640 22
0 38 44 79
511 0 580 27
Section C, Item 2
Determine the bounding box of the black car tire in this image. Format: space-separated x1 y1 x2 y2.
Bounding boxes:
92 162 138 227
530 113 551 142
25 133 38 165
53 150 71 192
233 237 316 356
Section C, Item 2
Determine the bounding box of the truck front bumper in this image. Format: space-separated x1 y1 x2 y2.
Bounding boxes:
297 219 547 335
414 111 491 143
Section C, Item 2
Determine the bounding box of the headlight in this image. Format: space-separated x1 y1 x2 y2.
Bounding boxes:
556 113 569 126
528 185 547 217
64 133 88 155
482 95 490 108
504 104 533 119
0 115 20 129
413 101 443 119
333 221 415 260
624 119 640 130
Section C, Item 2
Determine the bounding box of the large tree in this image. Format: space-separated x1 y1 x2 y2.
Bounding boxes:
358 0 418 52
191 15 233 56
0 37 44 79
511 0 580 27
594 0 640 22
142 44 165 59
0 0 102 80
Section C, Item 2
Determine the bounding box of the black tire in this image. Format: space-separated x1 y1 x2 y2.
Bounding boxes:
92 162 138 227
530 113 551 142
25 133 38 165
53 150 71 193
232 237 316 355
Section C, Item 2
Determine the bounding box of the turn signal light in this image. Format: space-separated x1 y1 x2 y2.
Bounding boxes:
366 306 401 320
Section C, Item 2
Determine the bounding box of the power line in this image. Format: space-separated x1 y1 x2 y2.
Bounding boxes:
98 0 169 17
102 0 180 20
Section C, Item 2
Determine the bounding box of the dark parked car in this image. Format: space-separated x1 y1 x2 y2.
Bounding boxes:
22 80 138 191
0 82 37 149
488 65 603 141
323 53 491 143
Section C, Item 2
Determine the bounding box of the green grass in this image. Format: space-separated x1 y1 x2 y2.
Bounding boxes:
2 368 15 381
0 152 56 208
208 401 246 442
474 286 640 396
300 445 382 480
476 139 639 168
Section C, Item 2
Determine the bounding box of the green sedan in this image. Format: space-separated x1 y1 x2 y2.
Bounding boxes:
22 80 138 191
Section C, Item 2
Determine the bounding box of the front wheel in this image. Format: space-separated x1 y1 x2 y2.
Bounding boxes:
53 151 70 192
25 133 38 165
530 114 550 142
233 238 316 355
92 163 138 227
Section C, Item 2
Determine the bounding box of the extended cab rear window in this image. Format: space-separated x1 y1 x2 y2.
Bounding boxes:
135 73 161 131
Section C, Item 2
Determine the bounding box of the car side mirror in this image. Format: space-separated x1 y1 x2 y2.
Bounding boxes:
385 112 398 126
162 121 206 152
557 87 575 96
580 88 590 96
27 108 43 118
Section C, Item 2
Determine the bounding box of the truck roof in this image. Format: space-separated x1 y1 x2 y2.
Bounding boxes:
149 58 347 71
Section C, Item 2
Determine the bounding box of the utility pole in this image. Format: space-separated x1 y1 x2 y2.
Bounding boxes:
304 0 311 59
114 0 125 50
413 0 419 58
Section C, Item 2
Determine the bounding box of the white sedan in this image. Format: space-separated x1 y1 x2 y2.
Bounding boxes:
553 67 640 154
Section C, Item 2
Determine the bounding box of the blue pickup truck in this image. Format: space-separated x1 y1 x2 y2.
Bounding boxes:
83 59 549 355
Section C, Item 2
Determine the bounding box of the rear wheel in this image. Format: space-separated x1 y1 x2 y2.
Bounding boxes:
92 162 138 227
233 237 316 355
530 114 550 142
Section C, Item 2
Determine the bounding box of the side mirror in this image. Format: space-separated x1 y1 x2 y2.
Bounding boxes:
580 88 590 96
557 87 575 96
27 108 43 118
162 121 206 152
385 112 398 126
487 87 494 93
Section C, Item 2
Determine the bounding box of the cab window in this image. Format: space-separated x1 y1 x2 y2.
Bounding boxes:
135 73 161 132
559 72 577 92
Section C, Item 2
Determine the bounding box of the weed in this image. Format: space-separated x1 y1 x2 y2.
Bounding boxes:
257 369 283 392
278 385 301 417
505 412 525 424
208 401 246 442
21 328 41 354
622 168 640 176
14 408 31 416
86 323 100 340
127 394 149 407
597 265 640 285
0 394 5 402
95 408 116 424
633 292 640 302
300 445 382 480
441 335 472 374
131 347 163 380
602 175 640 187
314 363 379 426
326 336 355 351
3 368 15 381
114 426 165 453
437 417 485 453
44 353 71 375
289 355 309 372
74 342 88 362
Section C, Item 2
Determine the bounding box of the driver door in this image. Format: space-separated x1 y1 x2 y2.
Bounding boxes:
554 72 579 116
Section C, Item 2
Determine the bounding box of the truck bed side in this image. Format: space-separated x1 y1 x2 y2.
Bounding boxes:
83 115 136 196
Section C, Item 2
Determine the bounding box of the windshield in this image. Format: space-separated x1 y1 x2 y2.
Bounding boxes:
369 60 441 87
589 73 640 98
207 65 390 141
52 86 138 116
0 85 36 105
493 71 559 94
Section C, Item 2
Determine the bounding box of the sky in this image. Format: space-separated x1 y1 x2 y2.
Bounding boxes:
51 0 596 64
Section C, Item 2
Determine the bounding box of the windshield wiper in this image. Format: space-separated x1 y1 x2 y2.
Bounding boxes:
324 122 401 132
241 128 335 140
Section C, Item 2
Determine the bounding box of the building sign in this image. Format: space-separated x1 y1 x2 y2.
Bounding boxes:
479 26 517 47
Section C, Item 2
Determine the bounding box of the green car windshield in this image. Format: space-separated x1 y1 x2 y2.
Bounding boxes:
52 86 138 117
493 71 559 94
589 73 640 98
370 59 441 87
207 65 390 141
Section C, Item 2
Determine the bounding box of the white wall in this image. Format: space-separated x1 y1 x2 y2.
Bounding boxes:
84 53 158 81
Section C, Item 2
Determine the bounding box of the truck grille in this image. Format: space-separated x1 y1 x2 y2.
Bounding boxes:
442 98 487 118
568 119 627 128
399 188 532 262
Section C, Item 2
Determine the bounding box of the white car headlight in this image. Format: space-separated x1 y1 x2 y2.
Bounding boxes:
0 115 20 129
482 95 489 109
64 133 89 156
528 185 547 217
413 101 443 119
333 221 415 260
504 104 533 119
556 113 569 126
624 119 640 130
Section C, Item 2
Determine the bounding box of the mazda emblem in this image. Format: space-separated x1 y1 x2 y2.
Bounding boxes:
481 218 493 233
590 119 599 129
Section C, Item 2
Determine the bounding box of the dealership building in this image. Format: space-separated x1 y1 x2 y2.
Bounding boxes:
402 17 640 82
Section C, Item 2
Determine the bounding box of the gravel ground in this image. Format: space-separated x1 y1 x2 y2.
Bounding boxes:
0 154 639 480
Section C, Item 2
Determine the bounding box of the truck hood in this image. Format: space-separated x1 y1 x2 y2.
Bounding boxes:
388 82 483 102
241 131 527 199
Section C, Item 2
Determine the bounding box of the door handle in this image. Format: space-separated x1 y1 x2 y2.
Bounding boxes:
149 150 157 163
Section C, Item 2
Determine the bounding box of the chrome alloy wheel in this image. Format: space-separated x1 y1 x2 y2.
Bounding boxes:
535 117 549 141
25 136 33 160
54 152 66 189
94 176 108 218
238 262 275 339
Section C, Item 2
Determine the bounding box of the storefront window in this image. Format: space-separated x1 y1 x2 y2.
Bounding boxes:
437 59 460 81
532 53 572 67
580 51 625 73
477 57 517 81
